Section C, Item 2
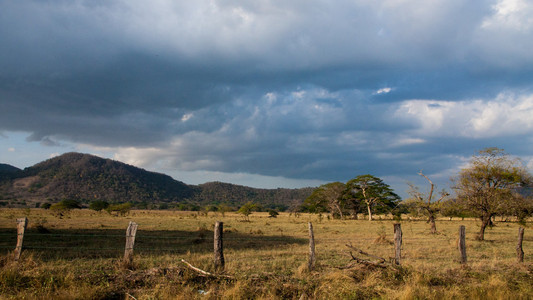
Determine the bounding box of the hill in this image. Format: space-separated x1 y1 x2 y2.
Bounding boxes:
190 181 314 210
0 153 195 204
0 153 313 208
0 163 21 172
0 163 21 181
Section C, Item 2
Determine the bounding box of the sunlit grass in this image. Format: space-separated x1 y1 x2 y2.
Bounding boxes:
1 208 532 299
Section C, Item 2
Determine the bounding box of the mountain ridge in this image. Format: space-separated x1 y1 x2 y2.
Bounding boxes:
0 152 313 208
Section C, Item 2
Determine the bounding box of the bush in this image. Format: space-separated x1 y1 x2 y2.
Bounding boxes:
106 203 132 216
268 209 279 218
50 200 81 211
89 200 110 211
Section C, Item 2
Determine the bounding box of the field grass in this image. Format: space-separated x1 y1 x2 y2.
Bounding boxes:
1 208 532 299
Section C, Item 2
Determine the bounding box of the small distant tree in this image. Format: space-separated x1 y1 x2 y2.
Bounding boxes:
501 193 533 224
41 203 52 209
407 171 449 234
218 203 232 217
267 209 279 218
440 198 470 221
304 182 346 218
238 202 256 221
453 148 532 240
344 175 401 221
89 200 110 211
106 202 133 216
50 199 81 211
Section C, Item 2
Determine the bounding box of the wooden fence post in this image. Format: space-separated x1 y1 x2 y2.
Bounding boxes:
214 221 224 270
517 227 525 263
458 225 467 264
124 221 138 265
14 217 28 261
393 223 402 265
308 222 316 271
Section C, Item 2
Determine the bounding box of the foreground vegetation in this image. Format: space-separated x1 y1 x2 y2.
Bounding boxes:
1 208 532 299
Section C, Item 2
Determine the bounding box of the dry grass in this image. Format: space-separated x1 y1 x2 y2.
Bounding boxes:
1 208 532 299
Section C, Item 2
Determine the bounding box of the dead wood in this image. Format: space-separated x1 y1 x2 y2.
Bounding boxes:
180 259 234 279
341 244 399 269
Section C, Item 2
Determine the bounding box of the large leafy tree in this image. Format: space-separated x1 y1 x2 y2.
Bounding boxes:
344 175 401 221
304 182 346 218
453 148 532 240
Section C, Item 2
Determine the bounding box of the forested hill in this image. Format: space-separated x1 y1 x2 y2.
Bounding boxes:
0 152 195 203
0 153 314 208
191 182 314 210
0 163 22 180
0 164 21 172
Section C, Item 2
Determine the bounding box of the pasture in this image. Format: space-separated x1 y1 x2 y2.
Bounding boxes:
1 208 532 299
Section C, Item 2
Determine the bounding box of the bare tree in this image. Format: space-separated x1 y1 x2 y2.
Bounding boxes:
407 171 448 234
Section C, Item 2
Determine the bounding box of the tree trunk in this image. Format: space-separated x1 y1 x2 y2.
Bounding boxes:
428 214 437 234
367 204 372 221
478 214 491 241
334 203 344 220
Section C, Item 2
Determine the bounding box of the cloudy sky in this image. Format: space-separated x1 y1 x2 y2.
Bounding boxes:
1 0 533 197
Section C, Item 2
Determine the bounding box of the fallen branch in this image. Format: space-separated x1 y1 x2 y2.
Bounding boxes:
126 293 138 300
180 259 234 279
345 244 387 263
342 244 399 269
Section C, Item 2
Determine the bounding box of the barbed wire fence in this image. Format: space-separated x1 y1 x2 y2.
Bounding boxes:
0 217 527 272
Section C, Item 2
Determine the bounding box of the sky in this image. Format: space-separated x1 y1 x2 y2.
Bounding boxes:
1 0 533 198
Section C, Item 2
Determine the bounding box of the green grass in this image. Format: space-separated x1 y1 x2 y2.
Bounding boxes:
1 208 532 299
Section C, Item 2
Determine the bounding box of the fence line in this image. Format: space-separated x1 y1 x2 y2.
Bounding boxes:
2 218 527 270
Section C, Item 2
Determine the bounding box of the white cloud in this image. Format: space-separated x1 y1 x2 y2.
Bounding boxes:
375 87 392 94
181 113 193 122
395 93 533 138
8 147 15 152
482 0 533 31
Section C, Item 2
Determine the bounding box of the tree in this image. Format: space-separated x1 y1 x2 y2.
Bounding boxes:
344 175 401 221
407 171 449 234
89 200 109 211
303 182 346 218
217 203 233 217
50 199 81 211
237 201 256 221
453 148 532 240
440 198 471 221
106 202 132 216
267 209 279 218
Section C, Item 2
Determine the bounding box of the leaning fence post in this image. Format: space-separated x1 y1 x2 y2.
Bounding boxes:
517 227 525 263
308 222 316 271
14 217 28 261
214 221 224 270
393 223 402 265
124 221 138 265
458 225 467 264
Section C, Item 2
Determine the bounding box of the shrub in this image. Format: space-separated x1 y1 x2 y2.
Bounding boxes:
106 203 132 216
50 200 81 211
89 200 110 211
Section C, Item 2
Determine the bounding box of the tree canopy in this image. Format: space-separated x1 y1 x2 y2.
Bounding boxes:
344 175 401 221
453 148 532 240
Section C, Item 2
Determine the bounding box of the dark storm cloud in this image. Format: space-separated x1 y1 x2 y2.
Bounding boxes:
1 0 533 191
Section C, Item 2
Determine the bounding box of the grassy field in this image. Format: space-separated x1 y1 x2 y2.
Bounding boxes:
1 208 532 299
